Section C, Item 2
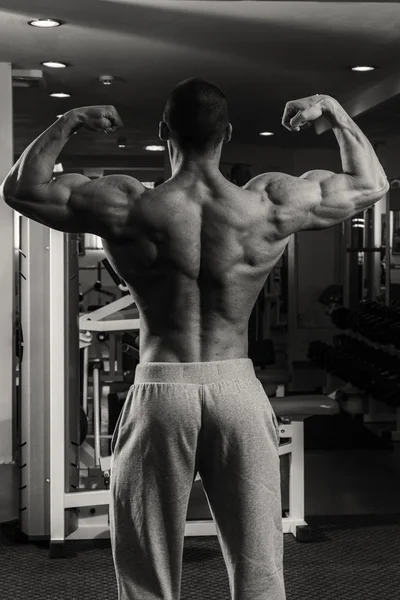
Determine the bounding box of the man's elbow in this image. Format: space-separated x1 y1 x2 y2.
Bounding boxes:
369 178 390 202
367 175 389 196
380 178 390 196
1 180 47 207
0 173 25 205
1 191 22 210
0 180 15 206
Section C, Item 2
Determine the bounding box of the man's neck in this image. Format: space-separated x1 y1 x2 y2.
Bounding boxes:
168 145 223 181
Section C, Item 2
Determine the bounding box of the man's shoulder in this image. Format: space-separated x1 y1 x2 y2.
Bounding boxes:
103 174 147 198
243 172 291 194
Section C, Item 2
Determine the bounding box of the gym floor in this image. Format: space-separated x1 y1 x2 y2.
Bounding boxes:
1 359 400 598
1 444 400 599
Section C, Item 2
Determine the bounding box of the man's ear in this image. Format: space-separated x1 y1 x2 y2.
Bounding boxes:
159 121 170 142
224 123 233 143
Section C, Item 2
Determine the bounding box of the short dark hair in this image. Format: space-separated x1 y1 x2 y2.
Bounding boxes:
163 78 229 152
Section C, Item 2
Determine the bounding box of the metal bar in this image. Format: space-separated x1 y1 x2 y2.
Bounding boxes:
289 422 305 521
0 62 14 465
346 247 384 252
93 363 101 468
386 193 391 306
101 259 124 287
287 234 297 369
343 220 351 308
109 334 116 379
49 229 66 541
82 346 89 415
79 294 135 324
64 489 110 508
81 318 140 332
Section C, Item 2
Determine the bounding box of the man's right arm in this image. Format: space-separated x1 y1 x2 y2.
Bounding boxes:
245 95 389 236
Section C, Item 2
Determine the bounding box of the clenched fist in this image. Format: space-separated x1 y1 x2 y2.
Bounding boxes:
68 105 123 134
282 94 331 132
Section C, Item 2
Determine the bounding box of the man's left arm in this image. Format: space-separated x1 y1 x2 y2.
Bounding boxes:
0 106 144 237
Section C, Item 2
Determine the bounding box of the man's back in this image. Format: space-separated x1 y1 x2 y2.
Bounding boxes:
103 176 289 363
1 92 388 364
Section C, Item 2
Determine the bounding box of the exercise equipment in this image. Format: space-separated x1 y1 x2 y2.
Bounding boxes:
16 226 340 555
79 290 140 468
316 299 400 412
309 334 400 408
255 367 339 540
386 182 400 304
318 284 343 313
341 194 386 308
270 391 339 542
80 261 116 312
318 186 400 439
101 258 128 292
331 301 400 348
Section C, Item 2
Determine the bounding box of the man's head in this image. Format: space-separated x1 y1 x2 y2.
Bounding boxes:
159 78 232 155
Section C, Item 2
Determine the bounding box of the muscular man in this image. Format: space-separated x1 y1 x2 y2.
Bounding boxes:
1 79 388 600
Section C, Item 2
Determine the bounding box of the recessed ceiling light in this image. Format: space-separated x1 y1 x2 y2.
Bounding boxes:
28 19 62 28
259 132 274 137
99 75 114 85
42 61 68 69
351 66 375 72
56 114 63 118
50 92 70 98
145 145 165 152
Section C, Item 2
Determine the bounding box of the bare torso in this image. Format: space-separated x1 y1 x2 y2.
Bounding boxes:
102 175 289 363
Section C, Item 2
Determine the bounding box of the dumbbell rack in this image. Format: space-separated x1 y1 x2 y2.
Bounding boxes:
326 339 400 441
349 335 400 442
309 301 400 442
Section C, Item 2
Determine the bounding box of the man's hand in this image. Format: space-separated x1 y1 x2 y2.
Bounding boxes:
282 94 331 132
68 105 124 134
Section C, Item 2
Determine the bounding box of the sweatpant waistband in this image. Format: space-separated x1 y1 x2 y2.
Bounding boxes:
134 358 256 385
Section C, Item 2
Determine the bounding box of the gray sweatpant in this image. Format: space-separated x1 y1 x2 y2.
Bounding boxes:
110 359 285 600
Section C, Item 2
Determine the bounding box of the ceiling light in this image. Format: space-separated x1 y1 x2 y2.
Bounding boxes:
56 114 63 118
28 19 62 28
50 92 70 98
118 138 127 148
42 61 68 69
259 132 274 137
99 75 114 85
145 145 165 152
351 66 375 72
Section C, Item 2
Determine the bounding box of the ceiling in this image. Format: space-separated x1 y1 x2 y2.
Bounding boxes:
1 0 400 165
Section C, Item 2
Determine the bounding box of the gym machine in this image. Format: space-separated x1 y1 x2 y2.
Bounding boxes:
15 220 339 555
309 187 400 441
79 290 140 471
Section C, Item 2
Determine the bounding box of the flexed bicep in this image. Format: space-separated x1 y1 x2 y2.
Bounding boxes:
5 173 144 237
67 175 144 237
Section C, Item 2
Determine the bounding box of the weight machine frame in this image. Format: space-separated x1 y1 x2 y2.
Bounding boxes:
321 192 400 439
18 224 322 554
